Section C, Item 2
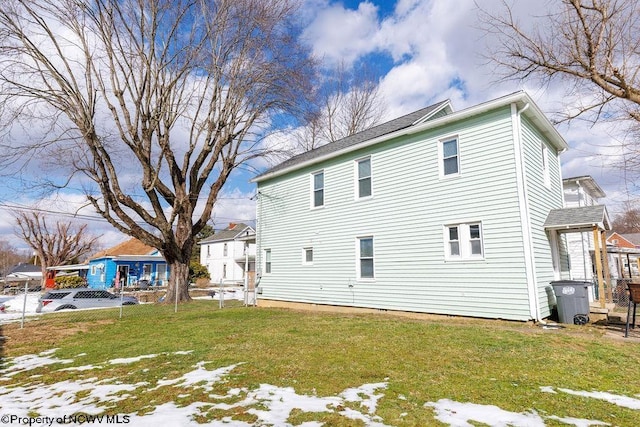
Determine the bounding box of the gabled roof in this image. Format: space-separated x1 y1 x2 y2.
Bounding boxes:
199 223 254 244
253 100 452 182
544 205 611 231
620 233 640 246
90 238 156 260
7 263 41 275
562 175 606 199
253 91 569 183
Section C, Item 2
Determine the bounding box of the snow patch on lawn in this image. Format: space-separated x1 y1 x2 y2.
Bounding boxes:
153 361 241 391
541 386 640 410
1 350 637 426
0 348 73 378
109 354 159 364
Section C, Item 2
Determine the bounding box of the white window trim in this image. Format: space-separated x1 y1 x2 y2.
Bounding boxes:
354 156 373 200
310 170 325 209
443 222 484 261
264 249 272 275
541 143 551 188
302 247 314 265
438 136 460 179
356 236 375 281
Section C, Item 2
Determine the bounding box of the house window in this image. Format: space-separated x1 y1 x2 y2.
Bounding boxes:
440 137 459 177
541 143 550 188
358 237 374 279
312 171 324 208
303 247 313 265
356 158 372 198
448 226 460 256
207 245 210 257
264 249 272 274
223 263 227 278
444 223 484 260
91 265 97 275
142 264 152 280
223 243 228 257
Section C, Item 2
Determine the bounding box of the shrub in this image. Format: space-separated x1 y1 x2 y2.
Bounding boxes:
189 261 210 282
54 275 86 289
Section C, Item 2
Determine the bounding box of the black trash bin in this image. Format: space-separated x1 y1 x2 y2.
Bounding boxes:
551 280 591 325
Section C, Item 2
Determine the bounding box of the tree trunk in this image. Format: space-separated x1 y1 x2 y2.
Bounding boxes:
165 261 191 303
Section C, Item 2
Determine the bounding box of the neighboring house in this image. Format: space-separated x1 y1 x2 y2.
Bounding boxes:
560 176 607 283
606 232 640 280
252 91 610 322
1 263 43 291
607 232 640 250
5 263 42 280
86 238 168 289
199 223 256 285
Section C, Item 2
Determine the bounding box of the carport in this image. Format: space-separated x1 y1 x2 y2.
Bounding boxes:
544 205 612 308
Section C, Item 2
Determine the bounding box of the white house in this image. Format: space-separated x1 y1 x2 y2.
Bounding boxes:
252 91 611 322
199 223 256 285
560 176 607 284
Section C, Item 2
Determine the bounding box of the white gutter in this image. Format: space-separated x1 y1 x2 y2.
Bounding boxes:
511 102 542 322
253 91 569 183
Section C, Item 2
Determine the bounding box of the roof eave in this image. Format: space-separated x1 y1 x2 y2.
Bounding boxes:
252 91 568 184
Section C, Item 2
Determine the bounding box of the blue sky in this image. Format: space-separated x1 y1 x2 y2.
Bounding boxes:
0 0 633 251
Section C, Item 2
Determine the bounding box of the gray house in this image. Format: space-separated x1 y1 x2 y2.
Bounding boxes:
252 91 605 321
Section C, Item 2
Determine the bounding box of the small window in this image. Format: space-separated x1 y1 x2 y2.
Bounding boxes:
541 143 550 188
440 137 459 177
207 245 210 256
223 263 227 278
358 237 374 279
303 247 313 265
448 226 460 256
223 243 228 257
356 158 372 198
264 249 272 274
91 265 97 275
312 171 324 208
444 223 484 260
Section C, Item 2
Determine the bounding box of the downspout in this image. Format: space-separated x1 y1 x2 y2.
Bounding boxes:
255 191 263 300
511 102 542 321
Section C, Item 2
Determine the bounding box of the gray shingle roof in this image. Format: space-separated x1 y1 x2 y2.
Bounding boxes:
199 223 253 244
544 205 611 231
255 100 450 180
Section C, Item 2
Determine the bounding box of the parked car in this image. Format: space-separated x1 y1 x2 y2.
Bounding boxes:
36 288 139 313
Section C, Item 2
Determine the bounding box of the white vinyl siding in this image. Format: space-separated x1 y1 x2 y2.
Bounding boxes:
257 105 560 321
521 116 565 318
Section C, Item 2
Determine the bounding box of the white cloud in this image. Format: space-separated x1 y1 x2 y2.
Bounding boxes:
296 0 637 217
302 2 381 67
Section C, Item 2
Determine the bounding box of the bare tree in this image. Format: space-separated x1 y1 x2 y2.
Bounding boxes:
293 64 386 153
14 212 100 284
0 0 316 301
0 240 29 277
612 202 640 233
479 0 640 124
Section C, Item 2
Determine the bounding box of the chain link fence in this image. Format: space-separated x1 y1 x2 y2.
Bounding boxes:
0 280 255 329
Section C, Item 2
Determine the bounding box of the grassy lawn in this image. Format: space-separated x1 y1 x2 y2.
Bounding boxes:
2 301 640 426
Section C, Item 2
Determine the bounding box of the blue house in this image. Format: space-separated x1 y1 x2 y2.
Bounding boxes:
86 238 169 289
